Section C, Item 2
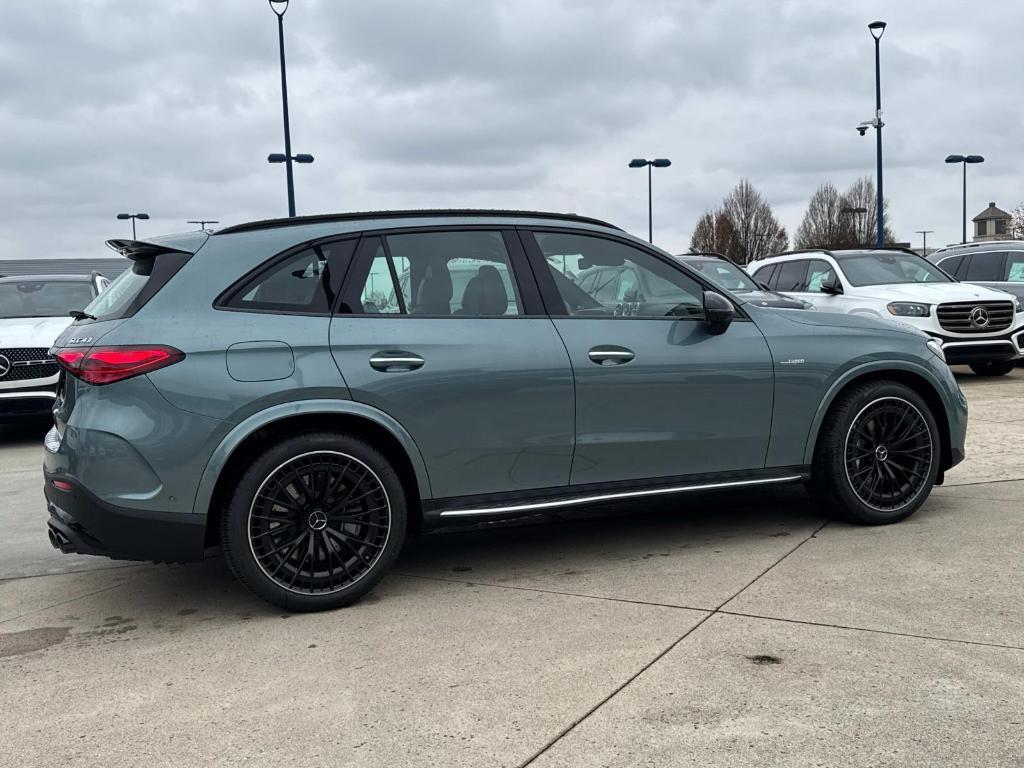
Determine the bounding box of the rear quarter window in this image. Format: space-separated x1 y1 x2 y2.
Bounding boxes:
85 252 191 320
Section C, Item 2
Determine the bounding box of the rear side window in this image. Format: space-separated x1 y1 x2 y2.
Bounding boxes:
85 251 191 321
219 240 354 315
345 231 523 317
775 260 809 291
962 251 1006 282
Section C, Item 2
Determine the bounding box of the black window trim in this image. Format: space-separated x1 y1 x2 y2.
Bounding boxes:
213 235 358 317
334 224 546 319
517 226 751 322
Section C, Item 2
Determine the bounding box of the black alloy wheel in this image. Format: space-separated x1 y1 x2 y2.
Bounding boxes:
844 397 934 512
248 451 391 594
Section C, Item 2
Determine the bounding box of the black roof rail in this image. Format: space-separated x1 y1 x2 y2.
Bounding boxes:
863 246 923 257
769 248 835 258
214 209 623 236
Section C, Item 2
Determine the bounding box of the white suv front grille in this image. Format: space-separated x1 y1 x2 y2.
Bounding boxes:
936 301 1014 334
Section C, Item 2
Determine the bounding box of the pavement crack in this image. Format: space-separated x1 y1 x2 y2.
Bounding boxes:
516 519 830 766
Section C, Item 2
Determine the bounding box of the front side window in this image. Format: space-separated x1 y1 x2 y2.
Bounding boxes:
1005 252 1024 283
936 254 964 277
962 251 1005 282
806 260 837 292
222 241 351 314
350 231 521 317
839 253 952 286
534 232 705 319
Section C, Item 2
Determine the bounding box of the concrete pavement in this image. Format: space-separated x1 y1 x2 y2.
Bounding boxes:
1 369 1022 766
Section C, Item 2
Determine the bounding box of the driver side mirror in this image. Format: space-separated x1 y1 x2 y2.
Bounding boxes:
703 290 736 335
820 277 844 295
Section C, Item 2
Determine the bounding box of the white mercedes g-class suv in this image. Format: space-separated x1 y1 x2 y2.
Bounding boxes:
749 248 1024 376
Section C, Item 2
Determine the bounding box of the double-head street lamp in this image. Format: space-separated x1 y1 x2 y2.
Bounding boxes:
628 158 671 243
916 229 934 255
944 154 984 244
187 220 220 230
269 0 313 218
856 20 887 248
116 212 149 239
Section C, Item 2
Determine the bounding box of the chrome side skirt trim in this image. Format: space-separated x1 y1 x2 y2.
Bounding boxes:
438 475 804 518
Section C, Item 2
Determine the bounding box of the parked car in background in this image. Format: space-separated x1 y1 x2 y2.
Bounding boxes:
676 252 812 309
44 211 966 611
749 248 1024 376
926 240 1024 304
0 273 109 419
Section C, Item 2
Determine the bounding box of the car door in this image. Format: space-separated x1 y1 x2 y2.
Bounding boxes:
523 229 774 486
329 229 575 500
1000 251 1024 302
959 251 1007 292
793 258 863 314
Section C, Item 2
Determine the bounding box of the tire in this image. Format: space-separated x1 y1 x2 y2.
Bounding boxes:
809 380 940 525
221 432 407 611
969 360 1015 376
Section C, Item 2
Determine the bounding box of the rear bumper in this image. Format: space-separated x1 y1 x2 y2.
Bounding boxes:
927 327 1024 365
44 473 206 563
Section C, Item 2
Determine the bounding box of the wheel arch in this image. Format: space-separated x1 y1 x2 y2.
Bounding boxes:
195 400 432 548
803 363 954 472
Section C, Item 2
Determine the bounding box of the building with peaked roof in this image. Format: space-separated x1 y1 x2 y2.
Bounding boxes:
973 202 1011 241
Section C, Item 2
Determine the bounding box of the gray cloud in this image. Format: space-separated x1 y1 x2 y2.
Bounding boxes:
0 0 1021 260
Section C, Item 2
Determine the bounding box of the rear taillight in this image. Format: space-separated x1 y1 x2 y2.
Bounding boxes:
54 345 184 386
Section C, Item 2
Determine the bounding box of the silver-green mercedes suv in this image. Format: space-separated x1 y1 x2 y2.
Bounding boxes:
44 210 967 611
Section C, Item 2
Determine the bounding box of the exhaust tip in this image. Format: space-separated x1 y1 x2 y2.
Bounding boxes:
47 525 75 554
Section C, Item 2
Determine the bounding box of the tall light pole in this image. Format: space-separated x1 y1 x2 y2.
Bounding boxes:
916 229 934 256
628 158 671 243
944 154 984 244
868 20 886 247
268 0 313 217
187 220 220 230
116 212 149 239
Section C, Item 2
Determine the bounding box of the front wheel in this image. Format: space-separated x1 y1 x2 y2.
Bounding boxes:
810 381 940 525
969 360 1015 376
221 432 407 611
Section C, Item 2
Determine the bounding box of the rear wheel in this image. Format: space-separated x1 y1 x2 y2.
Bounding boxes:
221 432 407 611
810 381 939 525
969 360 1015 376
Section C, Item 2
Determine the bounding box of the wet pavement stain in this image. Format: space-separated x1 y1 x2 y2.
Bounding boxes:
0 627 71 658
746 654 783 665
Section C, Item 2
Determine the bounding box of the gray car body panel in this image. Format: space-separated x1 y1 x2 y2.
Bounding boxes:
44 213 968 561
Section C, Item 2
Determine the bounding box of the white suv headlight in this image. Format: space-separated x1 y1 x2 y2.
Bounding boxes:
887 302 930 317
926 339 945 361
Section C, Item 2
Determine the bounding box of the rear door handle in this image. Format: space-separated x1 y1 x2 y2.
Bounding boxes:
369 351 425 372
588 345 635 365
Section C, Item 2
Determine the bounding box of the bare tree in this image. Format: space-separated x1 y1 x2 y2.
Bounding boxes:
796 178 897 250
721 179 788 263
689 209 744 263
839 177 896 246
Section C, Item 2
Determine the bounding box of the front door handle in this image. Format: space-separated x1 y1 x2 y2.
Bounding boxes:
369 351 425 372
588 345 635 366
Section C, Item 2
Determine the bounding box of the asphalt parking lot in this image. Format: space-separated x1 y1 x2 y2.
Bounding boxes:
2 369 1022 767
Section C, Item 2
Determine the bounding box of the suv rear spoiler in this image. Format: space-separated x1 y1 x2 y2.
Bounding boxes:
105 232 208 261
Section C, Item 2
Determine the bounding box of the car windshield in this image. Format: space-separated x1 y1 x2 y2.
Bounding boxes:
0 280 95 319
840 253 953 287
682 259 758 292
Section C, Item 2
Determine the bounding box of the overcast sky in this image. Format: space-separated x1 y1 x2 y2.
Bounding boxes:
1 0 1021 259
